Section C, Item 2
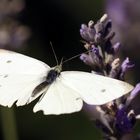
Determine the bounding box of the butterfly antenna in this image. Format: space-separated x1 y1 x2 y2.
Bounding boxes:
60 57 64 66
63 50 90 64
50 42 59 65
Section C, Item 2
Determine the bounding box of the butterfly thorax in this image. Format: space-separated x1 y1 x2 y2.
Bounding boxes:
46 65 62 84
30 65 62 98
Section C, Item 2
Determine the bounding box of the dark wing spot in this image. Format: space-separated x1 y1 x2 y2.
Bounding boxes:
6 60 12 63
76 97 81 100
0 85 2 87
101 89 106 93
3 74 8 78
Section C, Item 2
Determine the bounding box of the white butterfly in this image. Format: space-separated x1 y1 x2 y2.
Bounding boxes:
0 49 133 115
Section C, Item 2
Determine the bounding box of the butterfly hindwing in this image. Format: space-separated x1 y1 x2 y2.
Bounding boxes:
33 78 83 115
60 71 134 105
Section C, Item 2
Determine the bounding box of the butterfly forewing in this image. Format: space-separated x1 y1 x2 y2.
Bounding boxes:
0 49 50 74
0 49 50 107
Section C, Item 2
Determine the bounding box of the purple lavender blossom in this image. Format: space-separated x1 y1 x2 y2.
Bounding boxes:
80 14 139 140
115 107 135 135
80 22 96 43
80 53 95 68
112 42 121 54
0 0 30 49
128 83 140 102
80 14 118 75
80 45 103 70
106 0 140 57
126 83 140 107
109 58 120 78
80 14 114 45
120 58 135 80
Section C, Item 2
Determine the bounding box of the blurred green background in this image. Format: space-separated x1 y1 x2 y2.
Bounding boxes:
0 0 140 140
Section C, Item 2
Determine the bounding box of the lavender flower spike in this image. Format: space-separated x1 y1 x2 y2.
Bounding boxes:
80 53 94 67
113 42 121 54
121 57 135 73
109 58 120 78
115 106 134 135
80 22 96 42
100 14 108 23
80 15 139 139
120 57 135 80
126 83 140 105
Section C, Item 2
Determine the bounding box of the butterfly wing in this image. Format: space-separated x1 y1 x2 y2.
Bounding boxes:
0 49 50 107
0 49 50 74
33 78 83 115
60 71 134 105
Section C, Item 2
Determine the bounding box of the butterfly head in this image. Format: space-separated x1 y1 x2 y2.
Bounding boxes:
53 57 63 73
53 64 62 74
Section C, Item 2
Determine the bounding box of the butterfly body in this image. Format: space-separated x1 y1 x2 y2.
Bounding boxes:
0 49 134 115
46 65 61 84
31 65 61 98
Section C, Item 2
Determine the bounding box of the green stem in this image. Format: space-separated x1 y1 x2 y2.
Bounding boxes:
0 107 18 140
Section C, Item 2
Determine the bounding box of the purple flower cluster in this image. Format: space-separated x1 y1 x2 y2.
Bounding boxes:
80 14 140 140
0 0 30 49
106 0 140 56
